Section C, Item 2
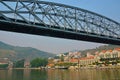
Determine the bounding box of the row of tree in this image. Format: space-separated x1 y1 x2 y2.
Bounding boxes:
31 58 48 67
0 64 8 68
13 58 48 68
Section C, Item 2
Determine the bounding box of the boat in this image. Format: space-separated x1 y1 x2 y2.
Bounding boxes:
55 66 69 69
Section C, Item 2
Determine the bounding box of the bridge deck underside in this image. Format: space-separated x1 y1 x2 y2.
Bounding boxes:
0 20 120 45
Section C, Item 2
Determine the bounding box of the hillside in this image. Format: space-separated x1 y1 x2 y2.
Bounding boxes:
63 44 120 57
80 44 120 56
0 41 55 61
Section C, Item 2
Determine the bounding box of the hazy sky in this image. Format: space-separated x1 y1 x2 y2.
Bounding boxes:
0 0 120 54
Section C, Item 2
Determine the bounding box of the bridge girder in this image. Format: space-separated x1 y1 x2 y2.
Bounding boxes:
0 0 120 44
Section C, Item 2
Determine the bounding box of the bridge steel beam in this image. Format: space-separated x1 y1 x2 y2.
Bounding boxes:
0 0 120 45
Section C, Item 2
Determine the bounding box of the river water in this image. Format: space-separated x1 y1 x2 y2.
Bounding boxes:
0 69 120 80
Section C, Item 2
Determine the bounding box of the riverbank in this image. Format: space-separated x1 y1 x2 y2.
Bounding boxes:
13 68 42 70
4 65 120 70
77 65 120 70
67 65 120 70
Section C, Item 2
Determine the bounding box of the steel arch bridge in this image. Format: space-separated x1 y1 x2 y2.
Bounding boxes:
0 0 120 45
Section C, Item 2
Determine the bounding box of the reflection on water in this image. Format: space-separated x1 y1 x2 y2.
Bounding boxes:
0 69 120 80
47 69 120 80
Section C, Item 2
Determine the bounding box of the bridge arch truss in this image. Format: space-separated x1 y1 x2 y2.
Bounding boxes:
0 0 120 44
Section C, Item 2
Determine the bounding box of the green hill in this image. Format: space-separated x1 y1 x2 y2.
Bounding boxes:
0 41 55 61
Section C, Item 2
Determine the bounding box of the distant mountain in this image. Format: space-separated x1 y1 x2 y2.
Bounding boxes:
0 41 55 61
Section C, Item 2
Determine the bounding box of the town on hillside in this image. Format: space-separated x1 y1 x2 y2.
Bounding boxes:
47 48 120 69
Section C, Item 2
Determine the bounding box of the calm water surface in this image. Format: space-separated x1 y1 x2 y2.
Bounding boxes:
0 69 120 80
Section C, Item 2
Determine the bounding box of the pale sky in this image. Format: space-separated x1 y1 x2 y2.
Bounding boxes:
0 0 120 54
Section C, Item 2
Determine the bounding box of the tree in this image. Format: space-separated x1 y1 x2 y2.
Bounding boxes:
60 54 64 62
14 59 25 68
30 58 48 67
0 64 8 68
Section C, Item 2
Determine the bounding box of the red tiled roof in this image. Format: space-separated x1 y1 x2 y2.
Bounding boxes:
107 50 113 52
69 59 78 63
101 50 106 53
88 56 94 59
115 48 120 51
47 63 54 67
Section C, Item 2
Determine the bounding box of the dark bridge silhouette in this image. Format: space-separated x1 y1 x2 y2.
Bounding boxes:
0 0 120 45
